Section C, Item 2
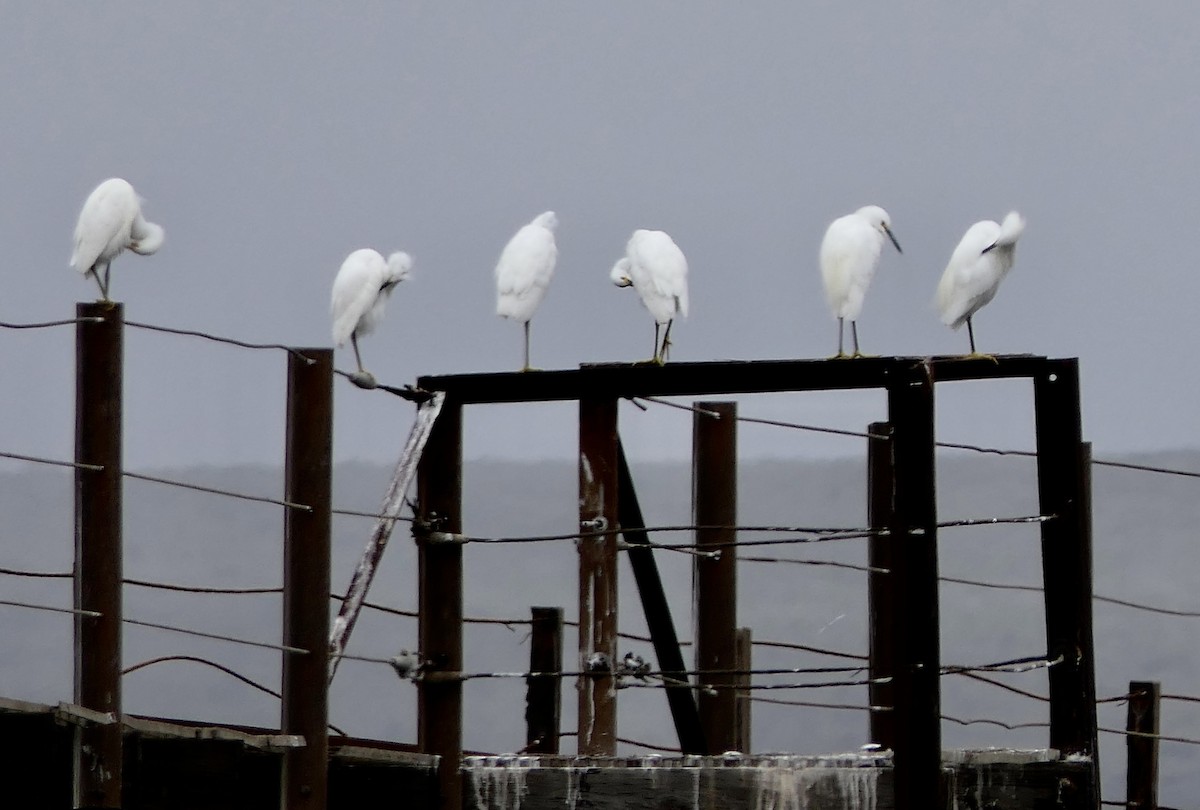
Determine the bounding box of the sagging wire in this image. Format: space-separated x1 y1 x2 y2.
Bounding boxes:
0 450 102 471
0 316 104 329
124 320 316 365
123 470 311 511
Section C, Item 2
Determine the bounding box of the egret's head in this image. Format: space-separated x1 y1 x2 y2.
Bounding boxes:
382 251 414 290
534 210 558 231
129 222 165 256
858 205 901 254
610 258 633 288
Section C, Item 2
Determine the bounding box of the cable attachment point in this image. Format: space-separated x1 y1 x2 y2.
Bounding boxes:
580 516 609 533
584 652 612 675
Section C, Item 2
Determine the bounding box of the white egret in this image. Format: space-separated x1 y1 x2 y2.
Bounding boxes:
935 211 1026 357
610 229 689 364
331 248 413 385
70 178 165 301
495 211 558 371
819 205 901 357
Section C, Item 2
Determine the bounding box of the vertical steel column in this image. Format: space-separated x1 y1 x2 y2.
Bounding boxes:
1034 360 1100 802
1126 680 1160 810
525 607 563 755
866 421 897 750
74 302 124 809
734 627 752 753
281 348 332 810
616 440 707 754
578 396 619 755
886 366 941 808
417 399 463 809
693 401 737 753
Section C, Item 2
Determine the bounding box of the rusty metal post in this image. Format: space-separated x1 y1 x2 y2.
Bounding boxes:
1034 360 1100 805
525 607 563 754
866 421 897 750
417 398 463 809
74 302 124 809
693 401 737 753
281 348 333 810
734 627 752 753
1126 680 1160 810
616 440 707 754
578 396 619 755
886 367 941 808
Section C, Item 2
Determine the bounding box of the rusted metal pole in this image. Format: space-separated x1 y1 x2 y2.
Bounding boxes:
1126 680 1160 810
74 301 124 809
1034 360 1100 804
417 398 463 809
734 627 752 753
886 367 940 808
281 348 333 810
329 391 445 682
525 607 563 754
578 396 619 755
616 439 707 754
866 421 897 750
693 401 737 753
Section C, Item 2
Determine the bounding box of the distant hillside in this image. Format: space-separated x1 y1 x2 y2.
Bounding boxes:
2 451 1199 803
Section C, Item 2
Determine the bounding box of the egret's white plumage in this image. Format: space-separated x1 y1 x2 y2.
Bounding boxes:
610 229 689 363
70 178 164 301
331 248 413 378
935 211 1026 355
819 205 901 357
495 211 558 371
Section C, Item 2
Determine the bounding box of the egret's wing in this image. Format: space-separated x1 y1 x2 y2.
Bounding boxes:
331 251 385 346
819 216 879 319
628 230 689 321
71 183 134 273
495 224 557 319
936 221 1001 327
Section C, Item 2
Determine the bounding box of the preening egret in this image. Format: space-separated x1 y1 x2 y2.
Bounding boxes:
610 229 689 364
495 211 558 371
819 205 901 358
935 211 1026 357
70 178 164 301
331 248 413 385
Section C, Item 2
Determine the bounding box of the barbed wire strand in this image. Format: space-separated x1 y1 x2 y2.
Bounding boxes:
753 640 867 662
738 556 886 574
122 654 348 736
124 320 315 364
0 450 103 471
743 695 884 712
0 565 72 579
121 617 308 654
0 598 99 618
0 317 104 329
123 470 311 511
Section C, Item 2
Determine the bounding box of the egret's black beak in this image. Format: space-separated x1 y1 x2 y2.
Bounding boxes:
884 225 902 254
981 241 998 255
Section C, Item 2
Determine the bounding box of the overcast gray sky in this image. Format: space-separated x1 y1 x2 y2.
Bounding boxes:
2 2 1199 468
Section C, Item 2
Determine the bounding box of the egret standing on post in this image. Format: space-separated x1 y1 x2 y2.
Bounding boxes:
70 178 165 302
819 205 901 358
495 211 558 371
610 229 689 364
331 248 413 387
935 211 1026 358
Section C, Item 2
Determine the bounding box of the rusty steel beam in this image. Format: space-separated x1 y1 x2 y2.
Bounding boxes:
693 401 738 753
616 440 707 754
416 398 463 810
281 348 333 810
417 355 1054 404
577 396 619 755
74 301 124 809
886 367 941 809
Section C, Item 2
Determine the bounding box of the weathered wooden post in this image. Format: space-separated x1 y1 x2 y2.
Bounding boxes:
74 302 124 809
693 401 738 753
281 348 333 810
886 365 940 808
1126 680 1160 810
734 627 752 753
866 420 897 750
1034 360 1100 806
417 398 464 809
578 396 619 755
525 607 563 754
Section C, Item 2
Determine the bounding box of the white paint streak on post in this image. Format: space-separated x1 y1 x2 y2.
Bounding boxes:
328 391 446 682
